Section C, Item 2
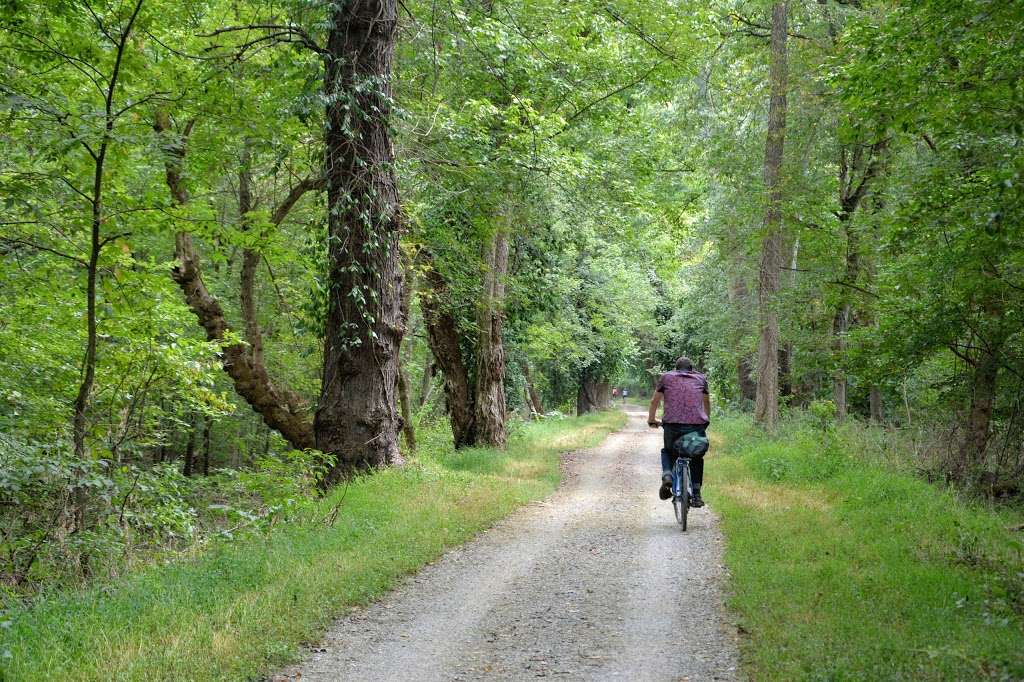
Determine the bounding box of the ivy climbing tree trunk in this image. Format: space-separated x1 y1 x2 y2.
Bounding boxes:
315 0 405 484
754 1 789 431
474 230 509 448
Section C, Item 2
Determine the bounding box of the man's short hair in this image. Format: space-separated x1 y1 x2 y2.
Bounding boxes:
675 356 693 371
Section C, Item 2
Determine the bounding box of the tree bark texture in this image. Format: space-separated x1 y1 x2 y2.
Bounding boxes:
173 233 316 450
779 237 799 400
869 386 884 423
577 375 610 415
155 117 315 452
420 260 477 447
832 301 851 420
316 0 405 484
238 143 265 367
418 360 436 407
832 138 888 419
474 231 509 448
521 360 544 417
202 416 211 476
958 346 1001 476
182 418 197 477
727 273 757 404
397 255 417 452
754 2 788 431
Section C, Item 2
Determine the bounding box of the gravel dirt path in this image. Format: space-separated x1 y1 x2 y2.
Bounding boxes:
275 407 739 681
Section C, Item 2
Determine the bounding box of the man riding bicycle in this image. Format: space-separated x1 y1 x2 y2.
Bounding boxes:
647 357 710 508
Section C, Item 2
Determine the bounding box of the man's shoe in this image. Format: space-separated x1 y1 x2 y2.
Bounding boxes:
690 490 705 508
659 473 672 500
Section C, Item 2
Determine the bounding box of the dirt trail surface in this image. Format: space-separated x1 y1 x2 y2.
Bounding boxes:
275 407 739 681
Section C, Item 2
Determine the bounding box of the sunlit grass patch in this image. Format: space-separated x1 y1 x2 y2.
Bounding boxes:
717 481 832 512
709 414 1024 680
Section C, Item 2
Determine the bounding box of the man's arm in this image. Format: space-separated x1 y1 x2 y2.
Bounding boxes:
648 391 663 426
703 393 711 421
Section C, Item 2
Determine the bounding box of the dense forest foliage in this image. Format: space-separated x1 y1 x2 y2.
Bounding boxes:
1 0 1022 593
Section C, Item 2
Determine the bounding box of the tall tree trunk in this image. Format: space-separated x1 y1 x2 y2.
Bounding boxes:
831 137 887 419
316 0 405 484
238 143 264 367
577 383 595 416
754 2 789 431
474 230 509 447
737 356 757 403
418 360 436 407
779 237 799 399
201 416 211 476
420 259 476 447
832 301 851 420
869 386 883 423
958 346 1001 476
521 360 544 417
576 377 611 414
397 255 417 452
182 418 197 477
832 210 860 420
779 345 793 398
70 1 145 549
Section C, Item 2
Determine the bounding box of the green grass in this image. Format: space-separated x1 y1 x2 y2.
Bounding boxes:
708 415 1024 680
0 411 625 681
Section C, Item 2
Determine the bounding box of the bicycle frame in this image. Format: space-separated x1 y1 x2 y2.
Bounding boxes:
672 456 692 498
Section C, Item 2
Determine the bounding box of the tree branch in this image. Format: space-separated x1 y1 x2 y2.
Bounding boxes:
0 237 87 266
270 175 327 226
200 24 327 56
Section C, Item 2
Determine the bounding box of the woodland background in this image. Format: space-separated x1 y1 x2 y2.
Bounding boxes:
1 0 1022 598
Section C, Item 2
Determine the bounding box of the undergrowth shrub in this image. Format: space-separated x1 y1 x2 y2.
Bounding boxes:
745 421 851 484
0 433 332 601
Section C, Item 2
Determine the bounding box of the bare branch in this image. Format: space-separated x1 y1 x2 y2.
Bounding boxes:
551 58 671 138
603 6 680 61
0 237 87 266
199 24 327 55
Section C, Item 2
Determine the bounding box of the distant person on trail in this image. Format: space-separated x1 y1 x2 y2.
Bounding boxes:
647 357 710 508
621 388 628 403
612 387 620 400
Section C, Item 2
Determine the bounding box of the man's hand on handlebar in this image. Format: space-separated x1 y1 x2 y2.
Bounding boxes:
648 419 661 428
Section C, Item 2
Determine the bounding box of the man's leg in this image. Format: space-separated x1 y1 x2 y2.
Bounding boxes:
659 425 679 500
690 454 703 487
689 428 707 507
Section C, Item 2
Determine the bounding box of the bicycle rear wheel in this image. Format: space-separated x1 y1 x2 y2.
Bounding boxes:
677 462 690 531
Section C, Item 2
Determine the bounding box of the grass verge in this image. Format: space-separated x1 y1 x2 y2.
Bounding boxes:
0 410 625 681
708 415 1024 680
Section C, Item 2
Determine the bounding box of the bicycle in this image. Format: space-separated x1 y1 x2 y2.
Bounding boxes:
651 419 692 531
670 453 692 531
